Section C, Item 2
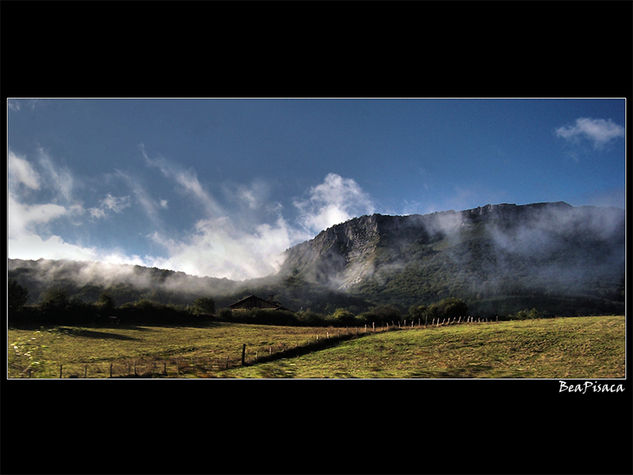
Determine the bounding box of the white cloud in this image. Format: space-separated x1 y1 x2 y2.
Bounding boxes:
147 173 375 280
37 148 75 202
8 233 99 262
89 193 131 219
7 231 150 267
115 169 162 225
9 149 378 282
8 194 68 238
233 180 271 210
89 208 107 219
140 145 223 217
8 151 40 190
102 193 131 213
148 215 309 280
293 173 375 233
555 117 624 149
8 191 100 263
7 150 137 264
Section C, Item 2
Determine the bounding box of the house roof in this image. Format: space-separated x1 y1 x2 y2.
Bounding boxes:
228 294 289 310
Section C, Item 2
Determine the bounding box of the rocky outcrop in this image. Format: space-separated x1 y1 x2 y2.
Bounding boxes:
278 202 625 309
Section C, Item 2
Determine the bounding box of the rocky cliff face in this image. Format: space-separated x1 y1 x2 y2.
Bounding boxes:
279 202 625 311
9 201 624 316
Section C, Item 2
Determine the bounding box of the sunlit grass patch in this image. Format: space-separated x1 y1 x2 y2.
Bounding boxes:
7 322 345 378
222 316 625 379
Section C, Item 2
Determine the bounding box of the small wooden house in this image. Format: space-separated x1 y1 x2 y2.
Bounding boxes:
228 295 290 311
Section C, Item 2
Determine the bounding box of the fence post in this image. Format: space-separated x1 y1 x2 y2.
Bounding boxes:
84 365 88 378
241 344 247 366
109 363 113 378
163 362 167 375
59 364 63 378
372 322 375 332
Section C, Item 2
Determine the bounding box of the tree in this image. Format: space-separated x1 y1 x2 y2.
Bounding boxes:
359 304 402 324
8 280 28 313
331 308 356 325
408 304 428 323
192 297 215 315
509 308 539 320
40 287 69 313
95 293 115 314
427 297 468 320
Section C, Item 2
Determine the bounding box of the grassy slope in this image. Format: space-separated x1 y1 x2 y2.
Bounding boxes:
223 316 625 378
7 322 338 378
8 316 625 378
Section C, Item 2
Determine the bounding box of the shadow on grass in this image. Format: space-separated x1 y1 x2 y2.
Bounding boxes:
138 321 224 329
246 329 398 368
55 327 140 341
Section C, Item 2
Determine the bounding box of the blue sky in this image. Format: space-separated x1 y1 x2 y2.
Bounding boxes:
7 98 625 280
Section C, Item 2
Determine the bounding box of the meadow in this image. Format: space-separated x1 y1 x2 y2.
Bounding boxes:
225 315 625 378
7 321 368 378
7 316 625 379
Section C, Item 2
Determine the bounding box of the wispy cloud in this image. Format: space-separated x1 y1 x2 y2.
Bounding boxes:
8 184 94 262
115 169 163 226
37 148 75 202
9 146 379 281
9 148 156 267
138 172 374 280
140 144 224 217
293 173 375 233
88 193 131 219
8 149 84 237
555 117 624 149
148 214 308 280
9 151 40 190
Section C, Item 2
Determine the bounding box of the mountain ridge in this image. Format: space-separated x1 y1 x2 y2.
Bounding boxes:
8 201 625 316
278 201 624 314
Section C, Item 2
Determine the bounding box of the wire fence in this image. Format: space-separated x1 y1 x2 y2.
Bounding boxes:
14 316 498 378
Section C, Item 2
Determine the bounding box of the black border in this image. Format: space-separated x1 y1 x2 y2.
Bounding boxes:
2 1 632 474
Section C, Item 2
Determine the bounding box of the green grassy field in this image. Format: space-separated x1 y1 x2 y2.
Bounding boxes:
8 322 353 378
224 316 626 378
8 316 625 378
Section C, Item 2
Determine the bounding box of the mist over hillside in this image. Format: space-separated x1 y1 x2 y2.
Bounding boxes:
8 202 625 316
278 202 625 314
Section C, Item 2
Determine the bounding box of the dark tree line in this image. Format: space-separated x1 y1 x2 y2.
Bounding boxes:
7 281 217 327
